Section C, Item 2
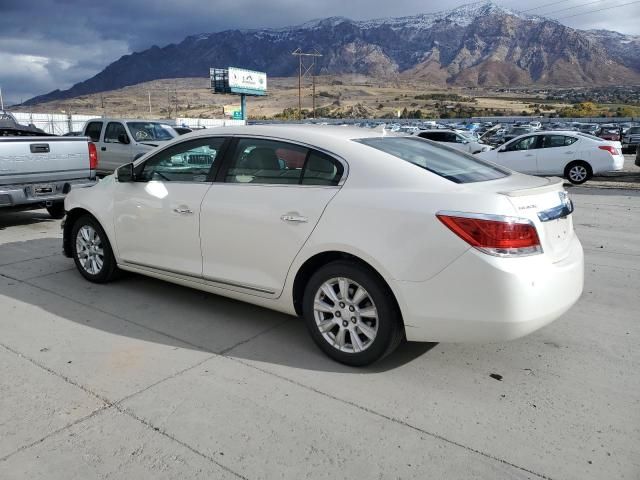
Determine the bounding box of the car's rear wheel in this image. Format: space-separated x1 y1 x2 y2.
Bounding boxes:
565 161 592 185
302 261 403 366
71 215 119 283
46 201 65 219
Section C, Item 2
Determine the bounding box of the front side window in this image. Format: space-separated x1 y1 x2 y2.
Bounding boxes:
356 137 508 184
104 122 128 143
508 135 539 151
138 137 225 182
85 122 103 142
127 122 175 142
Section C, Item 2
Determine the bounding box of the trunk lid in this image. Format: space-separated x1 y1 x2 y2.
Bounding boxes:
498 176 574 262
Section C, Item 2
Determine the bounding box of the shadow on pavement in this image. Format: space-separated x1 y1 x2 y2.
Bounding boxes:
0 209 56 230
0 237 437 373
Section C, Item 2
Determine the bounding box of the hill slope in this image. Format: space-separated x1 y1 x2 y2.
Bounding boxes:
24 2 640 105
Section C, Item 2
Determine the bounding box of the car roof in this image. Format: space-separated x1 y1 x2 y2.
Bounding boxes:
181 124 395 144
86 118 173 123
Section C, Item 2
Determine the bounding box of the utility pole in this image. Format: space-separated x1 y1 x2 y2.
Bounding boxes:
292 48 322 120
148 91 152 114
0 86 4 110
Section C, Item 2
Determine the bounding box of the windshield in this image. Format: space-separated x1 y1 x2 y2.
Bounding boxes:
356 137 509 184
127 122 176 142
628 127 640 134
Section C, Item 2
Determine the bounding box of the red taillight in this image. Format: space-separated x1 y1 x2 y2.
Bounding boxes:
88 142 98 169
598 145 617 155
437 213 542 257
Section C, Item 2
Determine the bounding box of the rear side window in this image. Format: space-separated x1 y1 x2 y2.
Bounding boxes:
226 139 307 184
224 138 344 186
356 137 508 184
85 122 102 142
302 151 344 186
543 135 577 148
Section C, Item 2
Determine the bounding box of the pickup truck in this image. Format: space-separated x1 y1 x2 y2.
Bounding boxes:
0 136 97 218
82 117 177 174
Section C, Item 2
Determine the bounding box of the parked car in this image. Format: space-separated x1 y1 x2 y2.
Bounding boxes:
414 129 491 154
0 134 97 217
82 118 177 174
502 126 534 144
172 126 193 135
577 123 599 136
478 131 624 184
62 126 584 366
596 124 621 142
622 126 640 153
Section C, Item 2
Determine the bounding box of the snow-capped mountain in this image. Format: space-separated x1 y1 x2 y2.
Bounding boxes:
24 2 640 105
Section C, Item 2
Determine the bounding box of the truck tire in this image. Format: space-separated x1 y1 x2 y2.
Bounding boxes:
46 202 65 219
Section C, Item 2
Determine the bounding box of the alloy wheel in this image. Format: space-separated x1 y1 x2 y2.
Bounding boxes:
75 225 104 275
569 165 588 183
313 277 379 353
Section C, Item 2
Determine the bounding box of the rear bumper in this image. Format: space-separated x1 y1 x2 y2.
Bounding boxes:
0 178 96 208
394 234 584 342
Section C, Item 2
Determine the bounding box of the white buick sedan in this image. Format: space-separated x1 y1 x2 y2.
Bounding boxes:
478 131 624 184
63 126 584 366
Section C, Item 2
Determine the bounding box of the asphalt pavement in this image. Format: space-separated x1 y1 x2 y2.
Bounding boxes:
0 171 638 479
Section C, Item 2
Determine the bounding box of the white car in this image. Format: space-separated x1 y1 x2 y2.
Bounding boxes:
414 129 492 154
62 126 584 366
478 131 624 184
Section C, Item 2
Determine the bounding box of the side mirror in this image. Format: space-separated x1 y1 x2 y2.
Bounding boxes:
116 163 134 182
117 133 130 144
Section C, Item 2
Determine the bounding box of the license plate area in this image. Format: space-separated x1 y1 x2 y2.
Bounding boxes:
31 184 56 196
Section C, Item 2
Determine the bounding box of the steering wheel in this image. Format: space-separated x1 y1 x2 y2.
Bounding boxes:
135 130 151 141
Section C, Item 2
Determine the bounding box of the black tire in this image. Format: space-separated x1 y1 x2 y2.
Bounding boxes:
302 260 404 366
46 201 65 219
564 161 592 185
71 214 119 283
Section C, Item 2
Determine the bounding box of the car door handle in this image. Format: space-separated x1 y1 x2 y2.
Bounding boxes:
101 147 106 151
173 207 193 215
564 151 574 154
281 214 308 223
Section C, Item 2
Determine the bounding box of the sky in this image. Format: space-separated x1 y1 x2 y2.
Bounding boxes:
0 0 639 105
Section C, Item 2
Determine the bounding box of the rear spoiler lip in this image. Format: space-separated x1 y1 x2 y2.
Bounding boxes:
498 177 564 197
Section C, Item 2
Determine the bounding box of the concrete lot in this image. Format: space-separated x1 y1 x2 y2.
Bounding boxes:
0 175 639 478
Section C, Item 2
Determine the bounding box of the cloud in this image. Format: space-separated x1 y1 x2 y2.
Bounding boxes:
0 0 638 104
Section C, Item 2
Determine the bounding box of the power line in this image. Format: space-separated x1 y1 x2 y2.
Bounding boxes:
542 0 607 16
558 0 640 18
520 1 569 13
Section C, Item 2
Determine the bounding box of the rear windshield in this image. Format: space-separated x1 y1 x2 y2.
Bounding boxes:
577 133 603 141
356 136 509 184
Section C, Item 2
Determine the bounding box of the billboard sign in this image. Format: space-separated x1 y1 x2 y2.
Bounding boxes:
228 67 267 96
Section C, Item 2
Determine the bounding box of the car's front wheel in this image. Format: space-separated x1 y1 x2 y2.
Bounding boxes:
71 215 119 283
565 161 592 185
302 261 404 366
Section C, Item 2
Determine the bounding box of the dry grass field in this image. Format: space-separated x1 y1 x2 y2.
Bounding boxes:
13 75 566 120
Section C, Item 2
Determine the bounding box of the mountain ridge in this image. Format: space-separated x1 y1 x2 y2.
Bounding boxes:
23 1 640 105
